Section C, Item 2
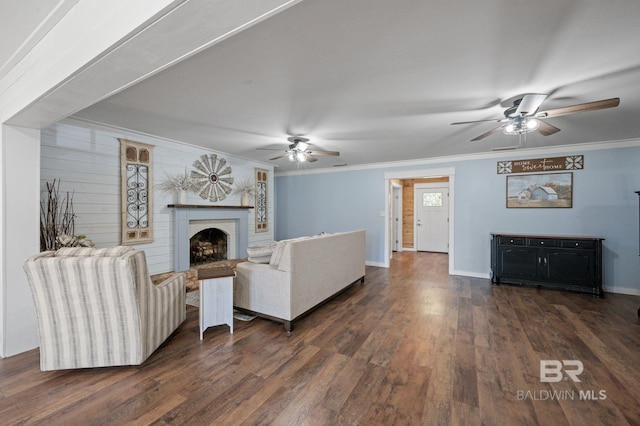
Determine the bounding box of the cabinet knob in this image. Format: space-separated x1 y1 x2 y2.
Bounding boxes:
510 239 514 243
575 242 579 247
540 241 544 245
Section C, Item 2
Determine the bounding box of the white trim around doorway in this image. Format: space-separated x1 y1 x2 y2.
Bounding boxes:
383 167 455 274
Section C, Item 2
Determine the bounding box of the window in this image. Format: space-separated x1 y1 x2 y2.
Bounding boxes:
423 192 443 207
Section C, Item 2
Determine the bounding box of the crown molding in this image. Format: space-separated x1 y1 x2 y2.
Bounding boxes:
274 138 640 177
63 116 276 169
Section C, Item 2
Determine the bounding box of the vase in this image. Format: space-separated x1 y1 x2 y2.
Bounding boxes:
240 192 251 207
177 190 187 205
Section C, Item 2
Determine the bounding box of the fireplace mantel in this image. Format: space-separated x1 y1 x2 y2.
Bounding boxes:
169 205 250 271
168 204 253 209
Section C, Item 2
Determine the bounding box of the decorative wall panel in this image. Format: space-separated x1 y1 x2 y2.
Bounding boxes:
255 168 268 233
119 139 153 244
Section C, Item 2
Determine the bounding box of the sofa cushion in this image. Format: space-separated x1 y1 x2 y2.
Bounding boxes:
270 233 332 270
268 234 325 267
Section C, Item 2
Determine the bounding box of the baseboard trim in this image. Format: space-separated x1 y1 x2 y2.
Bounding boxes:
451 271 640 296
603 286 640 296
453 270 491 279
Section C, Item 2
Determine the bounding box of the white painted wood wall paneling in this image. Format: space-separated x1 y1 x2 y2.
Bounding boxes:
40 120 275 275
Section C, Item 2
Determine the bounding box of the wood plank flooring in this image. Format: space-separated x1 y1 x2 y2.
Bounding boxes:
1 252 639 425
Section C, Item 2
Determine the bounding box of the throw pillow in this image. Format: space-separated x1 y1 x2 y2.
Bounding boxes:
246 242 276 259
248 255 272 264
269 240 287 266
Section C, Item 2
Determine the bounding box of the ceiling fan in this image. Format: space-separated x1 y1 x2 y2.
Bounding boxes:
263 136 340 163
451 94 620 141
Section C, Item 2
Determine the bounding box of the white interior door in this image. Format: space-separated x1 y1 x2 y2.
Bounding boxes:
415 185 449 253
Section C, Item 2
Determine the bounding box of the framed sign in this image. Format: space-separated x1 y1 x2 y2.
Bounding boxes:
498 155 583 174
506 172 573 208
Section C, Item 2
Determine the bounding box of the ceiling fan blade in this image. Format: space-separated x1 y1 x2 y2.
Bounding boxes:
515 94 548 116
257 148 285 151
470 125 504 141
451 118 503 125
536 97 620 119
269 153 289 161
304 154 318 163
307 150 340 156
536 120 561 136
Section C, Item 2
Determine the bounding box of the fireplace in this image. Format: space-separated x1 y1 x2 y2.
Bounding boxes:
170 205 250 272
188 219 236 266
190 228 227 265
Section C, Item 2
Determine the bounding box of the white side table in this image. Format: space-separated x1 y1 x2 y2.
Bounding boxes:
198 266 235 339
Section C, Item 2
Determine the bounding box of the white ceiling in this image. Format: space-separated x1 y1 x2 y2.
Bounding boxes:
0 0 78 80
58 1 640 171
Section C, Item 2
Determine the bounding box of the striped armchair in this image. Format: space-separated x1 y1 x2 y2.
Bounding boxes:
23 246 186 371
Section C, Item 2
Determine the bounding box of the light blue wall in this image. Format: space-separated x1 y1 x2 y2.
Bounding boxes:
275 168 387 263
275 144 640 295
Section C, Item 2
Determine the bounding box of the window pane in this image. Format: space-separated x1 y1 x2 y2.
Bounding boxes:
423 192 442 207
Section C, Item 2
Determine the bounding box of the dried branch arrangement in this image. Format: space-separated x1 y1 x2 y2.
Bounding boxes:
40 179 76 251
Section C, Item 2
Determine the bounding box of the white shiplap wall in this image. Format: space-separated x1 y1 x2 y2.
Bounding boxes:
40 119 275 275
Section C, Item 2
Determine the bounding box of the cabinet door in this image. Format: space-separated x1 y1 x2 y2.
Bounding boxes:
545 250 595 287
498 247 538 278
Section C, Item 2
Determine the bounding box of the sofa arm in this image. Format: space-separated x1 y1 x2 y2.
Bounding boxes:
154 271 186 291
235 262 291 319
144 272 186 357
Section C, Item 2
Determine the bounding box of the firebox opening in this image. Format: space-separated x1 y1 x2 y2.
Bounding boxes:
190 228 228 265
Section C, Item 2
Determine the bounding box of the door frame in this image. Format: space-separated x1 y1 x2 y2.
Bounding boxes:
391 183 403 253
384 167 455 274
414 182 449 252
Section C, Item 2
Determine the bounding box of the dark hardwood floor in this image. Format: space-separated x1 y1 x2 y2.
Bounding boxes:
1 252 639 425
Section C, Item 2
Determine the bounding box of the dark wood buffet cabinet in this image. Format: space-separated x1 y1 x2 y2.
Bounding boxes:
491 233 604 297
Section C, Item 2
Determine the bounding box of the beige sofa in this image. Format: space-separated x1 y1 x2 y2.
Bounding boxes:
234 230 366 331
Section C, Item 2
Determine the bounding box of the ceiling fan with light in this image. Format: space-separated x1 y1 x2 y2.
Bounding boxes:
262 136 340 163
451 94 620 141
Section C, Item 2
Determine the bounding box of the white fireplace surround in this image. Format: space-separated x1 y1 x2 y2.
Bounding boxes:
189 219 236 262
171 206 250 272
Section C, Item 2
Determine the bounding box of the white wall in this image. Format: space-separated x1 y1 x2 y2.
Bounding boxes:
41 119 275 275
1 125 41 356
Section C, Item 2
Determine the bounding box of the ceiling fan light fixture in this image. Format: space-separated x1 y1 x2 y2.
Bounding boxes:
503 117 538 135
504 123 516 134
296 152 306 162
526 118 539 131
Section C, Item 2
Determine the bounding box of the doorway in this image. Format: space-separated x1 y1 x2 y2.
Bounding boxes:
415 184 449 253
383 167 455 273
